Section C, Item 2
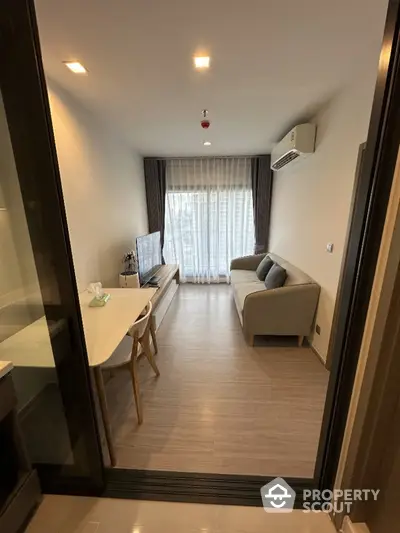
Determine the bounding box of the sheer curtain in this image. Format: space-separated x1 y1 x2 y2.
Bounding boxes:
164 157 255 283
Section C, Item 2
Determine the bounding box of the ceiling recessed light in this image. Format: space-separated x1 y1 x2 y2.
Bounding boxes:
203 141 211 146
63 61 87 74
194 56 210 69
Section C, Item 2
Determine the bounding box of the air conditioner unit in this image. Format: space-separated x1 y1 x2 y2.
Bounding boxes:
271 123 316 171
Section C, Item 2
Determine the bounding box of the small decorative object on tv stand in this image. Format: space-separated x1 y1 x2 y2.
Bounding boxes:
119 249 140 288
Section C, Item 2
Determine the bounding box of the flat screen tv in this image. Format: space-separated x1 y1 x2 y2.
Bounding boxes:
136 231 162 285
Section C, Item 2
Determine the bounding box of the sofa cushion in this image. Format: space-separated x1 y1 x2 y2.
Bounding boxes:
230 269 260 285
255 255 274 281
264 263 287 290
267 253 315 286
233 281 266 312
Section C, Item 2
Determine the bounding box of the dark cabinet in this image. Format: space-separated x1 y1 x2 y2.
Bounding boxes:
0 370 41 533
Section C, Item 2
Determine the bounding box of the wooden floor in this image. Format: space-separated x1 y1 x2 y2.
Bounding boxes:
105 284 329 477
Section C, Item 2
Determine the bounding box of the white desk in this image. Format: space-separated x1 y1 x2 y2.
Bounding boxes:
0 288 156 466
79 288 156 366
0 288 156 368
0 361 13 380
80 288 156 466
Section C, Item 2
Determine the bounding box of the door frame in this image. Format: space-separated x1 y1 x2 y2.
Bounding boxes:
336 146 400 527
2 0 400 507
104 0 400 506
351 224 400 529
0 0 104 493
314 0 400 493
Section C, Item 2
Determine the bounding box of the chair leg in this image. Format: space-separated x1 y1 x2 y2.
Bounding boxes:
149 315 158 354
298 335 304 347
142 332 160 377
130 356 143 425
94 366 116 466
129 333 143 425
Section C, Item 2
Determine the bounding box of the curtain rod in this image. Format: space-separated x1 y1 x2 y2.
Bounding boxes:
143 154 269 160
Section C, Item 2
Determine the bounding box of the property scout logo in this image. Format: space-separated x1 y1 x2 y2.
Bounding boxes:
260 477 380 513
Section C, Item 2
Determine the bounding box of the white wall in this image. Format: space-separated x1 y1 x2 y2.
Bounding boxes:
47 81 148 290
269 66 379 360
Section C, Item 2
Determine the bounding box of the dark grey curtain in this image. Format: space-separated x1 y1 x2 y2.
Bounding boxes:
143 158 166 261
251 155 273 254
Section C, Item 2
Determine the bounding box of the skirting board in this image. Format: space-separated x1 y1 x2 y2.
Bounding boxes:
309 342 327 368
341 516 371 533
153 280 178 330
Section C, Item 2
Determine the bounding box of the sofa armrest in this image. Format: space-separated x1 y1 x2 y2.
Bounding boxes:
243 283 320 335
230 253 267 271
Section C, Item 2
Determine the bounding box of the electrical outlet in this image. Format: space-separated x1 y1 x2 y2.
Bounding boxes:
326 242 334 253
316 324 321 335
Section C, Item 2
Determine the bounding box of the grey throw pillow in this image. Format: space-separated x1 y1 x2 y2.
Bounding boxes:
256 255 274 281
264 263 287 289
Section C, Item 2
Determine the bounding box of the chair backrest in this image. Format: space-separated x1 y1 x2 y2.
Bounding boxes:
129 301 153 339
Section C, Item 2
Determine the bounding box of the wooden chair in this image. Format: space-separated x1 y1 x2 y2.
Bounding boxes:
95 302 160 466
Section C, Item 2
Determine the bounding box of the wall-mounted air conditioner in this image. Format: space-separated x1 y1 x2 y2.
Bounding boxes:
271 123 316 171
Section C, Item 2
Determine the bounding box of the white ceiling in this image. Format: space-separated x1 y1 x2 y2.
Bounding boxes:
35 0 387 156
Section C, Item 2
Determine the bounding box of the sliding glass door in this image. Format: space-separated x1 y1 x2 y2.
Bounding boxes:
164 157 255 282
0 0 103 492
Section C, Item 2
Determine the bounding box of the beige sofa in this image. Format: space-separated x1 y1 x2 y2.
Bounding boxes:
230 252 320 346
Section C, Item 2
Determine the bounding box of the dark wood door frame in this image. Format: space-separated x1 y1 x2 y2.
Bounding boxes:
331 144 400 530
0 0 104 493
351 209 400 528
330 144 400 528
314 0 400 493
2 0 400 507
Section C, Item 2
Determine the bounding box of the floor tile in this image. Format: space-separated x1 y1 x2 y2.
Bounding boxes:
26 495 337 533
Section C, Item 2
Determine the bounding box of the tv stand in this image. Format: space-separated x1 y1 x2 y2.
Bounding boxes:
144 265 179 330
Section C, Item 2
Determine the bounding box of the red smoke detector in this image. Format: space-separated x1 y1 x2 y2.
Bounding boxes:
201 109 210 129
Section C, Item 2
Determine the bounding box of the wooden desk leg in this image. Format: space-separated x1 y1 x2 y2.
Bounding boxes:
149 315 158 354
94 366 116 467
